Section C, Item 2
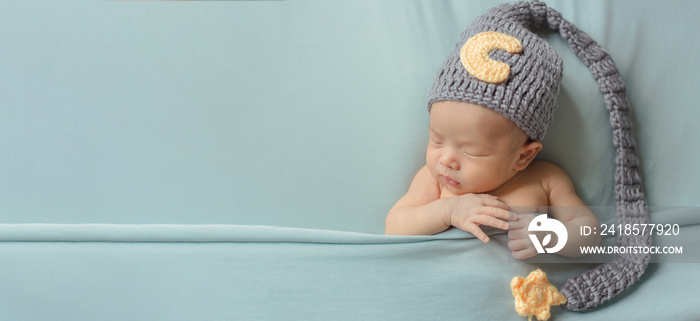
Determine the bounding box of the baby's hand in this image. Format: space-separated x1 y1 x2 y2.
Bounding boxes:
445 194 511 243
507 214 538 259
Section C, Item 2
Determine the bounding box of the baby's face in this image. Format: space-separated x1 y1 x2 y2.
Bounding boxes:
427 101 526 195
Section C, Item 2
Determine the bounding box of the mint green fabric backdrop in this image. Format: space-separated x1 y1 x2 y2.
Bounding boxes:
2 1 700 320
2 0 698 233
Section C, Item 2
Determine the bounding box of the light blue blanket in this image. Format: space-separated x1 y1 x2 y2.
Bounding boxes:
1 208 698 320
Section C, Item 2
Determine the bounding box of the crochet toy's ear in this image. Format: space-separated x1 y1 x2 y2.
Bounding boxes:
539 3 651 311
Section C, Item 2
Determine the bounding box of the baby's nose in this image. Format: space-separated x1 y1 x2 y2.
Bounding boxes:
440 154 459 170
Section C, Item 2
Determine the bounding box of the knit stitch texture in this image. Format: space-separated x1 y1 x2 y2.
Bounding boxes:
427 0 650 312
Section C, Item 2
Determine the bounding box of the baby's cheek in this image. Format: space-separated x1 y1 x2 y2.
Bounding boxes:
425 151 439 173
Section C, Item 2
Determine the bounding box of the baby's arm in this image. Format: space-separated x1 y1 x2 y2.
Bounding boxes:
507 163 601 259
385 166 511 241
546 166 601 258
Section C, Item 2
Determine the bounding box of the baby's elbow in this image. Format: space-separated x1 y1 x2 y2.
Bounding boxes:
385 207 413 235
384 210 400 235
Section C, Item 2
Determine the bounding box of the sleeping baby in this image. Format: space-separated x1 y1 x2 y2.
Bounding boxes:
384 4 601 260
386 0 652 311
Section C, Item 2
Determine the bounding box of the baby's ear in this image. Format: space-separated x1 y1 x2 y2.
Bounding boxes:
514 141 542 171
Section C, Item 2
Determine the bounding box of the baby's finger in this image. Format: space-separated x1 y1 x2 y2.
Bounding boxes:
507 215 527 229
473 214 508 231
512 247 538 260
508 228 527 240
479 206 512 222
461 223 490 243
477 193 498 199
507 238 530 251
482 196 509 210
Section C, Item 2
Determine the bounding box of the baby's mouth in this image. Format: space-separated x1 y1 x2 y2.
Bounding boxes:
440 175 460 187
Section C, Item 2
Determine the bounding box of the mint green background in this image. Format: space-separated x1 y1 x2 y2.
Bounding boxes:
2 0 698 233
2 2 700 321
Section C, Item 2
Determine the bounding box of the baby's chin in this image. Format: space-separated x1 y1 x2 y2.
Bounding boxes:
442 183 489 196
446 182 497 196
455 189 492 195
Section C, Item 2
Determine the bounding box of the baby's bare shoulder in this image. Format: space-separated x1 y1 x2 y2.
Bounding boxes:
413 166 441 196
527 160 575 192
527 160 567 175
392 165 440 208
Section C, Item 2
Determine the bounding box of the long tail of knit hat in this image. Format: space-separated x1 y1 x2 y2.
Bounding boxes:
428 0 651 311
543 4 652 312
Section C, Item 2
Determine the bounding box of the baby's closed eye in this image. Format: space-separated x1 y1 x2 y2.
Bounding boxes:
463 149 490 157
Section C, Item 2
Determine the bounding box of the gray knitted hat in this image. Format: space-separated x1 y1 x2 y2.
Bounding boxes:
427 2 562 141
428 0 651 312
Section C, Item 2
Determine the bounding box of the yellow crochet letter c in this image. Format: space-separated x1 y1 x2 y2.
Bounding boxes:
460 31 522 84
